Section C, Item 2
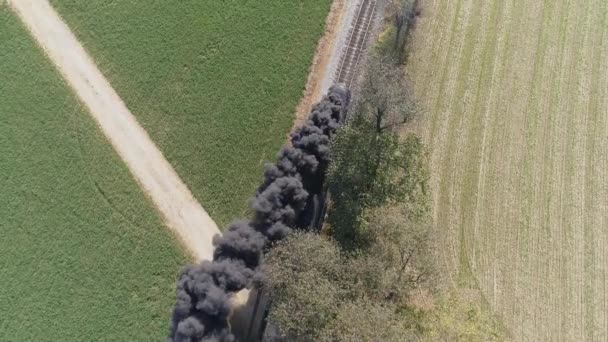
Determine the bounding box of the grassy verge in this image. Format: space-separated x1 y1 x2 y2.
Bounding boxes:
0 8 185 340
50 0 332 227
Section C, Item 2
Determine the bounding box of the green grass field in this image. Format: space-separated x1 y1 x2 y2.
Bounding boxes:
408 0 608 340
50 0 332 227
0 8 186 340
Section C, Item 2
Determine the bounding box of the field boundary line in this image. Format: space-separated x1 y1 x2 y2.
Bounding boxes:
9 0 220 262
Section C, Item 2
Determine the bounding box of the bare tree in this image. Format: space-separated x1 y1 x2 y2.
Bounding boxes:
360 53 416 132
387 0 420 54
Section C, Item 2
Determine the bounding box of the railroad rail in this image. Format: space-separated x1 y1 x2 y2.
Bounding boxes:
235 1 378 340
310 0 377 235
313 0 378 234
335 0 377 89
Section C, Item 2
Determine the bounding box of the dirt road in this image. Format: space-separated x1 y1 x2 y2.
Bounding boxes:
9 0 220 262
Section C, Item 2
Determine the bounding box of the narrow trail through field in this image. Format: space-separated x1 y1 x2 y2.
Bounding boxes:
9 0 220 262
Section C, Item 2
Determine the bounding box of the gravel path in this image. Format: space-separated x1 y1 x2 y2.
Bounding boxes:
9 0 220 262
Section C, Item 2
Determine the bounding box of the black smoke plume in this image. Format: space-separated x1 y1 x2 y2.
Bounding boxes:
169 86 350 342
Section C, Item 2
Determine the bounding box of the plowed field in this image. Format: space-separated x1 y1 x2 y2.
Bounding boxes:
408 0 608 340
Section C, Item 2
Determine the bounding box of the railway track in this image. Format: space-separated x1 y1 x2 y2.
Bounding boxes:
335 0 377 89
310 0 377 234
238 2 378 340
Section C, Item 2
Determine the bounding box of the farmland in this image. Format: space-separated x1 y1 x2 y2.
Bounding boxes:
0 8 185 340
408 0 608 340
50 0 332 227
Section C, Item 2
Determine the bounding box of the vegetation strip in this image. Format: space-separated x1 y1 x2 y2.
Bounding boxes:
9 0 220 262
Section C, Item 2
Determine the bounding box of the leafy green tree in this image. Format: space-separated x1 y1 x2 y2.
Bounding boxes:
266 132 432 339
264 233 344 341
264 233 422 342
327 113 426 248
319 299 417 342
362 201 433 307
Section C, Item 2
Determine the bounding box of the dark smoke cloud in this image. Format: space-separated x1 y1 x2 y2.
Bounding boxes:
168 86 350 342
259 147 315 192
213 221 266 269
169 263 234 342
251 177 308 242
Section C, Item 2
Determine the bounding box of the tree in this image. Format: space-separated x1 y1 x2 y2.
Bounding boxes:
263 233 344 341
323 117 433 326
385 0 420 60
421 290 506 341
265 130 433 340
319 299 417 342
327 113 426 248
360 53 416 132
363 201 433 306
264 233 423 342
